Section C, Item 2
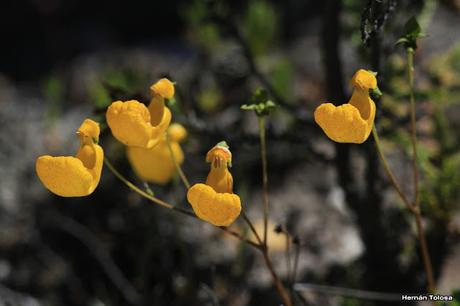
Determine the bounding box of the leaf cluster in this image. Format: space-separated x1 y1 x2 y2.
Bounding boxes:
396 17 426 50
241 88 276 117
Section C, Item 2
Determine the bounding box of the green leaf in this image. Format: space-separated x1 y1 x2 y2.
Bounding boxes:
405 17 422 37
396 16 426 50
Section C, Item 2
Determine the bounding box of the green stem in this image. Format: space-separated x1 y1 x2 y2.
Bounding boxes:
407 48 420 207
258 116 269 247
407 48 435 294
371 126 414 212
166 134 191 190
103 158 259 248
104 158 178 211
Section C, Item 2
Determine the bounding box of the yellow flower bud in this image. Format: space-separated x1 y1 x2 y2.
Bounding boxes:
106 100 171 148
168 123 187 143
150 78 175 99
187 184 241 227
314 69 377 144
187 142 241 226
36 119 104 197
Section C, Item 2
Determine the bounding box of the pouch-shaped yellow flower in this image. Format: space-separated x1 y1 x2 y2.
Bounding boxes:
187 184 241 227
314 69 378 144
106 78 174 148
187 142 242 226
127 123 186 184
36 119 104 197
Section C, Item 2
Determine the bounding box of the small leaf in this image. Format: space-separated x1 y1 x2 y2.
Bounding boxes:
395 37 409 47
241 88 277 117
396 16 426 50
404 17 421 37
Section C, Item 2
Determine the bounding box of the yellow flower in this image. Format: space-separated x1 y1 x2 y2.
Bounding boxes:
106 78 174 148
36 119 104 197
314 69 378 144
187 142 242 226
127 123 187 184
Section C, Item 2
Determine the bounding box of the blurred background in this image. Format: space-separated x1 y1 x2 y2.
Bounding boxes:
1 0 460 305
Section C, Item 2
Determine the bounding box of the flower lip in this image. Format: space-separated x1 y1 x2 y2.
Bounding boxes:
187 183 241 226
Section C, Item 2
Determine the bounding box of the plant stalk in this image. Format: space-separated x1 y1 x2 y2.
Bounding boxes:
407 48 435 293
414 210 435 293
371 126 414 212
166 134 191 190
407 48 420 207
258 117 269 247
260 247 293 306
103 158 258 248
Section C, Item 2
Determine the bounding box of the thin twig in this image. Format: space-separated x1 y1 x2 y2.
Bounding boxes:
258 117 269 247
414 210 435 293
284 232 292 287
242 212 263 246
165 133 191 190
294 283 402 302
407 48 420 207
371 126 415 212
406 48 435 294
260 249 293 306
291 239 300 286
104 158 259 249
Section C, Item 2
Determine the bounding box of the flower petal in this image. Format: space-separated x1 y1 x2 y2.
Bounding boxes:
106 100 153 148
36 155 94 197
314 102 372 144
187 184 241 226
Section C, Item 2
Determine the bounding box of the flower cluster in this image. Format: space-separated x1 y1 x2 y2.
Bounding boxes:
36 69 377 226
